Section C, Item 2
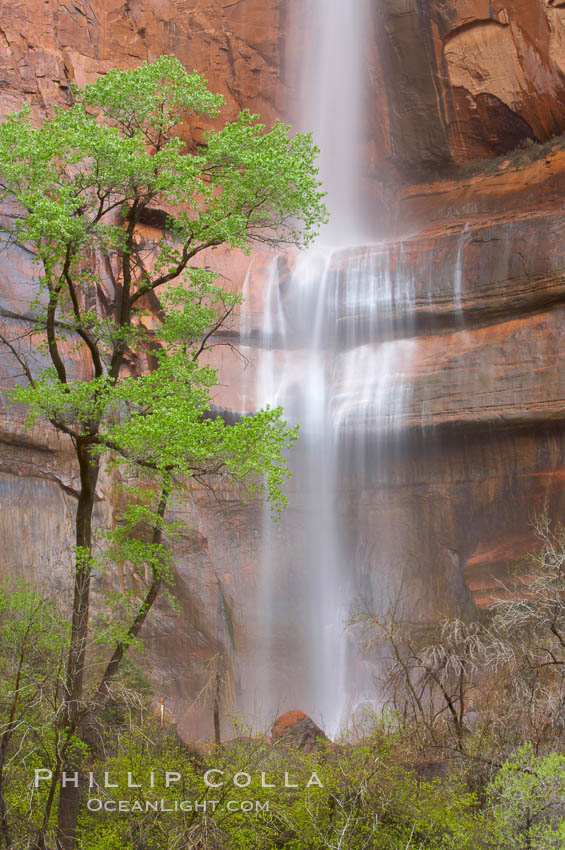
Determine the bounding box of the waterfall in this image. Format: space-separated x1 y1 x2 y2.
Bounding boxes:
237 0 420 735
239 252 422 732
296 0 370 241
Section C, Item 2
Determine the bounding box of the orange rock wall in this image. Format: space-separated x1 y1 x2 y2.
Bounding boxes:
0 0 288 739
375 0 565 170
0 0 285 127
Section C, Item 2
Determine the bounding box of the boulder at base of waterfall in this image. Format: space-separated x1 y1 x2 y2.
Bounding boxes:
271 710 328 751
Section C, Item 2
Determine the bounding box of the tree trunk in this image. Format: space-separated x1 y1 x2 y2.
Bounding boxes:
213 578 226 747
94 485 169 700
213 670 222 747
56 439 100 850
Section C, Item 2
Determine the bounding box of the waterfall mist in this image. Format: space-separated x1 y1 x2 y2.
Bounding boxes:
237 0 417 736
296 0 370 242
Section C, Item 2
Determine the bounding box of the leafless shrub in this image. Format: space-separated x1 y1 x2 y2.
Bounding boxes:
352 515 565 761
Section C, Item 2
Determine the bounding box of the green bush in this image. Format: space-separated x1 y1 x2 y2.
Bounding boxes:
486 745 565 850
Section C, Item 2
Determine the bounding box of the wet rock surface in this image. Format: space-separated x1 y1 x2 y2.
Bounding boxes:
374 0 565 170
271 711 328 751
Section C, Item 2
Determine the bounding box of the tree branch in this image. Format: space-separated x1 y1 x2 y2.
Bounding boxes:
94 483 170 699
62 259 105 379
45 271 67 386
128 240 221 307
0 329 35 387
192 303 236 361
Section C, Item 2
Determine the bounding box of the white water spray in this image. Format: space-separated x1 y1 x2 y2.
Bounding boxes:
238 1 421 735
296 0 370 241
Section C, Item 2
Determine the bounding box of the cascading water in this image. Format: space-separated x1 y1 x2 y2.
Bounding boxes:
238 0 421 734
242 251 350 732
297 0 370 241
239 244 425 733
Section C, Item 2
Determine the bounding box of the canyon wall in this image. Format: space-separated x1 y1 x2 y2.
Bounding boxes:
2 0 565 736
373 0 565 170
0 0 285 124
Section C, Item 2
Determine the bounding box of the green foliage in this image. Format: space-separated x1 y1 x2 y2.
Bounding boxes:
0 54 325 270
0 585 561 850
0 55 312 514
486 745 565 849
0 584 69 842
0 56 325 843
71 719 486 850
80 55 224 137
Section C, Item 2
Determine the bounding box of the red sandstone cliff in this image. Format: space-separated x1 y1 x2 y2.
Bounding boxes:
372 0 565 170
0 0 285 126
4 1 565 168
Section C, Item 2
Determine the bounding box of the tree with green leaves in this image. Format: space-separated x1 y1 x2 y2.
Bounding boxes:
486 744 565 849
0 54 326 848
0 583 69 848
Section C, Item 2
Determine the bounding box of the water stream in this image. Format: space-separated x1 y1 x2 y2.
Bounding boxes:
238 0 419 734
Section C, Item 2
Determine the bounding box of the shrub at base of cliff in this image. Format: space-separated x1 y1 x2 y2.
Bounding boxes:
74 722 482 850
0 587 562 850
486 745 565 850
0 583 69 845
353 517 565 772
73 731 565 850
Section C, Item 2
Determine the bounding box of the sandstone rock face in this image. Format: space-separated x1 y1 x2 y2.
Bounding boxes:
0 0 285 126
374 0 565 170
0 0 287 742
3 0 565 175
216 144 565 629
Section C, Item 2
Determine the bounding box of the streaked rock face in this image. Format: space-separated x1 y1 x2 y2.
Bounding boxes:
371 0 565 170
213 148 565 628
0 0 288 741
0 0 285 125
4 1 565 169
